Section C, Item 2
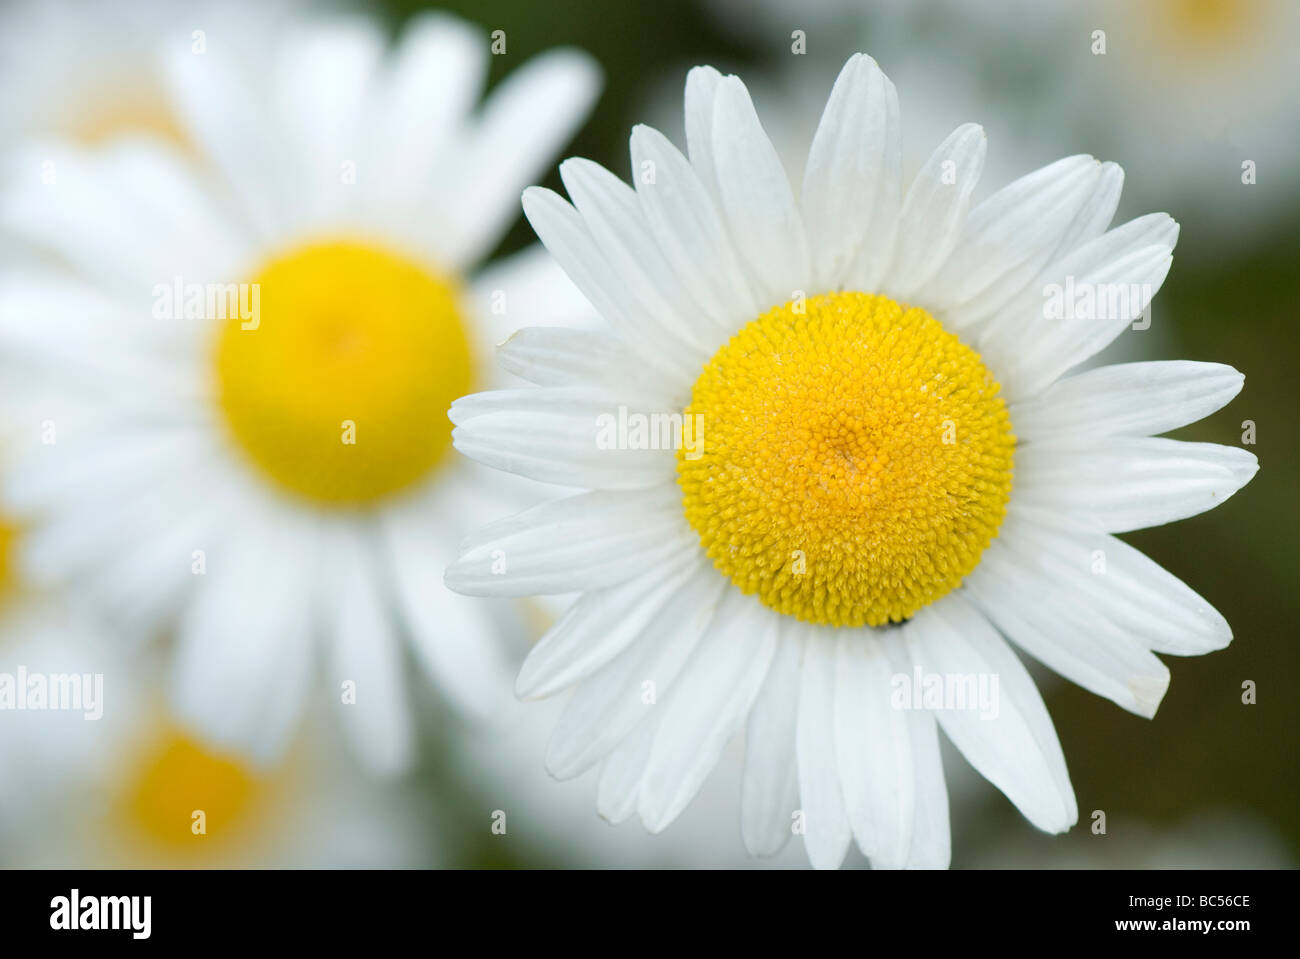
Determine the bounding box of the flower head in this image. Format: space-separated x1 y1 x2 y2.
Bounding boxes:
0 12 600 772
447 54 1257 868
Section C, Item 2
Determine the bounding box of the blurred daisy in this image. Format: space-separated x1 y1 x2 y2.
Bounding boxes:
0 518 116 816
1059 0 1300 231
0 0 303 147
0 630 425 868
704 0 1300 235
0 13 599 772
446 54 1257 868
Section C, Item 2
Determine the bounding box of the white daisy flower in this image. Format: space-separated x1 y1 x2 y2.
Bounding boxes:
0 628 425 868
445 54 1258 868
0 13 599 772
0 0 303 147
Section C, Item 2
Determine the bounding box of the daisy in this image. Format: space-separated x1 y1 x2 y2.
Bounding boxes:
0 0 303 147
446 53 1258 868
0 12 599 772
0 629 425 868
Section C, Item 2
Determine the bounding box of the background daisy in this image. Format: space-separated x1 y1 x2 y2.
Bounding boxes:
700 0 1300 241
0 627 430 868
0 0 309 149
0 9 599 772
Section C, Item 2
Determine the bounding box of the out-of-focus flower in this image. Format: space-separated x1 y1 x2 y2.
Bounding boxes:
0 522 115 821
0 0 306 148
0 625 425 867
702 0 1300 237
1050 0 1300 233
446 53 1255 868
0 11 600 774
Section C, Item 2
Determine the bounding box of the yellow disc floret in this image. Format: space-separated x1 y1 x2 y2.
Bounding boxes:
215 241 474 506
677 292 1014 628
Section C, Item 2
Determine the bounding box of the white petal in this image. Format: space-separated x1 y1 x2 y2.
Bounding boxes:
162 42 294 239
515 549 700 700
495 326 674 400
446 486 690 597
434 49 600 268
2 140 247 297
1048 160 1125 257
6 423 207 522
12 431 218 604
546 557 726 777
906 594 1077 834
801 53 901 291
740 628 803 857
362 12 487 213
900 689 951 869
559 157 717 355
930 155 1102 328
1011 361 1244 445
834 630 913 867
710 75 810 310
637 592 779 833
1014 437 1258 533
995 510 1231 656
47 454 235 639
324 523 413 776
521 185 699 385
596 714 659 824
469 245 598 352
629 124 758 330
449 387 680 490
382 499 513 718
796 628 853 869
170 510 318 764
268 17 385 228
965 537 1171 717
683 65 724 198
989 214 1180 398
884 123 986 300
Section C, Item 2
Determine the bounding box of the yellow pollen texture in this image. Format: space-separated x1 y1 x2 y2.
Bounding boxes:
216 240 474 506
677 292 1015 628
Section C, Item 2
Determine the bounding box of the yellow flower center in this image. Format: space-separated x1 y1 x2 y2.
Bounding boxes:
677 292 1015 628
215 240 474 506
119 731 260 849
